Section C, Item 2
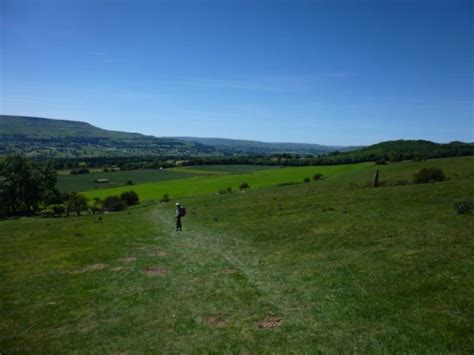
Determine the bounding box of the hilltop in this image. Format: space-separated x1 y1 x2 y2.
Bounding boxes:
1 115 472 162
173 136 354 155
0 115 343 158
0 115 209 158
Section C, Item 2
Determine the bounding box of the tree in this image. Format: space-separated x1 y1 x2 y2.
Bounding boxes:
120 191 139 206
64 192 89 216
102 195 127 211
0 155 58 214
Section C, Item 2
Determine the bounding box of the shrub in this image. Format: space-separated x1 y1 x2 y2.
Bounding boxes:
40 208 55 218
239 182 250 189
218 188 227 195
49 204 66 216
375 158 387 165
126 180 133 185
313 173 323 181
226 187 232 193
160 193 170 203
102 195 127 211
413 168 445 184
91 198 102 214
304 177 310 183
63 192 89 216
120 191 139 206
453 199 474 215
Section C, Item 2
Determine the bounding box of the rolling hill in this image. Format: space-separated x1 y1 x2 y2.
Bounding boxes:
173 136 353 155
0 115 210 158
0 115 346 158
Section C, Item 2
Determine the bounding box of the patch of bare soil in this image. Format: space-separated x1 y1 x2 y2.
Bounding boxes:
222 268 238 274
120 257 136 263
256 316 284 329
203 316 228 328
111 266 127 272
149 250 167 257
72 263 107 273
142 267 168 276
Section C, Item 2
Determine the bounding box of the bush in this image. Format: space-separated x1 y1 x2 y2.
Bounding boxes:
160 193 170 203
313 173 323 181
453 199 474 215
102 195 127 211
239 182 250 189
49 204 66 216
413 167 445 184
120 191 139 206
63 192 89 216
126 180 133 185
304 177 310 183
375 158 387 165
226 187 232 193
40 208 55 218
218 188 227 195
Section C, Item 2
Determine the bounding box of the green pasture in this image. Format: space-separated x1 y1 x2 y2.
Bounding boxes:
1 155 473 352
172 164 280 175
84 162 373 201
84 156 474 202
57 169 196 193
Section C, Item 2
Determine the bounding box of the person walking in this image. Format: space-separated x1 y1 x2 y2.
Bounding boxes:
175 202 183 231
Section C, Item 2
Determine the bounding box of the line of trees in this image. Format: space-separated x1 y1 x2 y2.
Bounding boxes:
35 140 474 172
0 155 141 216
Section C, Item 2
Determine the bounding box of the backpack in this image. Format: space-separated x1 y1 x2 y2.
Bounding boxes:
180 207 186 217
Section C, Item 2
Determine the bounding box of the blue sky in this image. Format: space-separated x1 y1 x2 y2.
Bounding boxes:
1 0 472 145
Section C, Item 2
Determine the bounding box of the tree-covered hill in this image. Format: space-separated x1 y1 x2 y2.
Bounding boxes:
316 139 474 165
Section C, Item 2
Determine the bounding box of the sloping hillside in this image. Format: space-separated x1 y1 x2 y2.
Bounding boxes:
318 139 474 164
0 115 210 158
0 115 348 158
173 136 352 155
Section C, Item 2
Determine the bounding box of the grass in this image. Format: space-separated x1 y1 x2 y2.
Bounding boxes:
84 156 474 202
172 164 280 174
84 162 374 201
1 156 473 352
57 169 197 193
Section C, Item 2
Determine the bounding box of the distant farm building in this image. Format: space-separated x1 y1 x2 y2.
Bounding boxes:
95 178 109 183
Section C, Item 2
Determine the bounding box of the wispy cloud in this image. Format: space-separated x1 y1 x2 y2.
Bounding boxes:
173 72 356 93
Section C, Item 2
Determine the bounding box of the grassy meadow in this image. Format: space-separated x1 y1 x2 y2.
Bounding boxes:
57 169 197 193
1 156 473 352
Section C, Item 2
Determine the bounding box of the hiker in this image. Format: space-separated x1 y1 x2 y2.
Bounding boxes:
175 202 185 231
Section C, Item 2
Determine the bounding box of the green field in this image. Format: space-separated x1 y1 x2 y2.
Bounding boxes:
1 156 473 352
173 164 280 174
85 157 474 202
57 169 197 193
84 163 373 201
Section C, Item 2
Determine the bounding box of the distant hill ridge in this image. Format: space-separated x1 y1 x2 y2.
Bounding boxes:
1 115 472 160
0 115 344 157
